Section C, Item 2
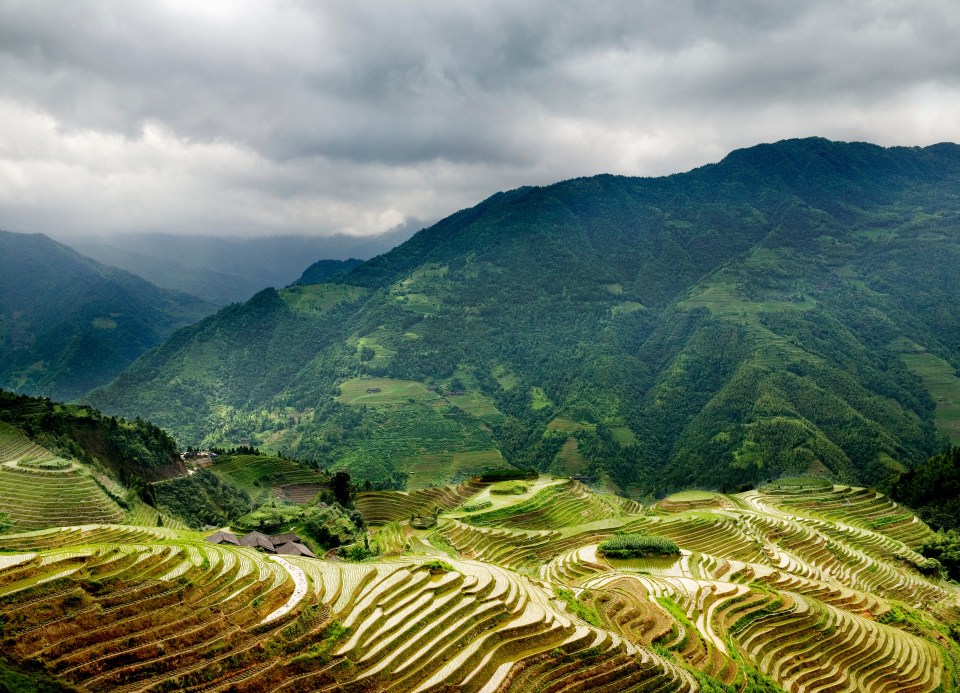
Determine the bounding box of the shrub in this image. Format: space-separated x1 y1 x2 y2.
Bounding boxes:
475 468 538 482
422 560 454 574
597 533 680 559
490 480 529 495
462 500 492 512
340 536 380 561
553 587 601 627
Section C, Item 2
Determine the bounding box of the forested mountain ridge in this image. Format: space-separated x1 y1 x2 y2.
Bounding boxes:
88 138 960 496
0 230 215 400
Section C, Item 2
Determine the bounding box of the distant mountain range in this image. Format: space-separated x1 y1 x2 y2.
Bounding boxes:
87 138 960 496
0 230 215 400
63 225 418 305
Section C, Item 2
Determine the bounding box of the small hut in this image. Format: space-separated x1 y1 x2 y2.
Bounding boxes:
239 530 277 553
206 530 240 546
275 541 316 558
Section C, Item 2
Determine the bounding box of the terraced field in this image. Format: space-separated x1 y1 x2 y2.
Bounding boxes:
208 454 330 502
2 477 959 691
356 479 490 525
0 424 126 530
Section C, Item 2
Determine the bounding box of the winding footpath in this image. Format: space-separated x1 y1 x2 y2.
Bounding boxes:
261 555 308 624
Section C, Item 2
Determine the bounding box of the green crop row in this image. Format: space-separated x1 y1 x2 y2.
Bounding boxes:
596 533 679 558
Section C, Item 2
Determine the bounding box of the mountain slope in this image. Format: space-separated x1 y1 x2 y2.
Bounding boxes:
0 230 214 400
88 138 960 495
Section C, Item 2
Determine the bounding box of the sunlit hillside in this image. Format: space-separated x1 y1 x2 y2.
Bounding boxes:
2 475 956 692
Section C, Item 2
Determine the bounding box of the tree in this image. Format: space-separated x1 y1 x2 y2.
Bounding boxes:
332 471 353 507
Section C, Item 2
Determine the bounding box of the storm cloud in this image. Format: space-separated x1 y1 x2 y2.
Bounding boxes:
1 0 958 237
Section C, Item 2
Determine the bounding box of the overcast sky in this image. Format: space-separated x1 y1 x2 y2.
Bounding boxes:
1 1 959 238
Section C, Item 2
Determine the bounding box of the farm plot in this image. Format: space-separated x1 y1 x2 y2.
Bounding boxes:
356 479 489 525
1 475 957 693
209 454 329 500
331 402 501 487
0 464 124 529
463 480 624 530
336 378 439 405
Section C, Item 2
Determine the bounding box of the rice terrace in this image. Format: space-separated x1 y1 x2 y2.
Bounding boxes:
2 424 959 693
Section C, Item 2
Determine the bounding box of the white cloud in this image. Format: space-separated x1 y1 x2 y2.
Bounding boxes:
0 0 958 237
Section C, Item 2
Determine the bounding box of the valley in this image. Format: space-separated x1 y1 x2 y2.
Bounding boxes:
1 472 956 692
2 0 958 688
4 138 960 691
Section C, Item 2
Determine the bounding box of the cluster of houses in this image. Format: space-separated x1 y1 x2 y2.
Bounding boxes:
206 529 316 557
182 450 217 468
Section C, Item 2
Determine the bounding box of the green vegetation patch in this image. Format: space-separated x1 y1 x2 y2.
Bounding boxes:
209 454 329 496
553 437 583 476
761 477 833 493
531 387 554 410
545 418 595 435
490 480 529 495
611 301 645 316
403 449 505 490
90 317 118 330
465 480 618 530
279 283 368 315
491 365 517 391
336 378 439 405
150 468 253 529
353 335 396 366
393 292 441 315
665 490 718 502
554 586 602 627
422 559 455 574
446 391 502 420
597 533 680 559
474 468 538 482
609 425 637 446
892 447 960 535
900 350 960 444
0 655 76 692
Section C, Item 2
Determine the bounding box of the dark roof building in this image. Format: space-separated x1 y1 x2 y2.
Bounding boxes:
239 530 277 553
270 532 303 545
275 541 316 558
217 530 316 557
205 530 240 545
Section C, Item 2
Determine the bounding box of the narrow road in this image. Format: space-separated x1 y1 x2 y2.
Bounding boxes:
261 555 308 624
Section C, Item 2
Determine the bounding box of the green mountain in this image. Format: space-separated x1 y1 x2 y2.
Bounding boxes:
88 138 960 496
295 257 364 285
0 230 215 400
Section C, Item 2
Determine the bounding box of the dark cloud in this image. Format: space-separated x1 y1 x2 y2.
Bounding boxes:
0 0 958 237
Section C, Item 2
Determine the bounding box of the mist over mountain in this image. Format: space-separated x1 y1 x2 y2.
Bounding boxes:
0 230 214 400
88 138 960 496
62 224 419 304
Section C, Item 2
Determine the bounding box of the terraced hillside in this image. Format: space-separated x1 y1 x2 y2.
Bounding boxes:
0 423 126 530
2 476 958 692
207 454 331 503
